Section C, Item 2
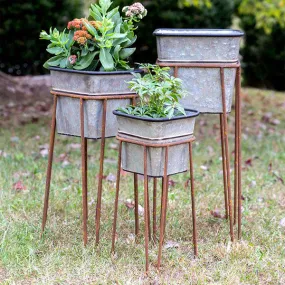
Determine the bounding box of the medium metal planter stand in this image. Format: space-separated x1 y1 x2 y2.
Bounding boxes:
157 60 242 241
111 134 197 273
41 90 137 245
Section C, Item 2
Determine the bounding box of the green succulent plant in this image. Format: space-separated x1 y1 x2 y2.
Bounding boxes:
118 64 187 119
39 0 147 71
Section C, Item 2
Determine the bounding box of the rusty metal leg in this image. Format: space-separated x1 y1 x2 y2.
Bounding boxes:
85 138 88 219
234 68 239 226
143 146 150 273
111 141 122 253
80 98 88 246
95 99 107 245
153 178 157 241
146 177 151 241
134 173 139 237
220 68 234 242
189 142 198 256
157 146 169 269
41 95 57 235
220 114 229 220
236 66 242 239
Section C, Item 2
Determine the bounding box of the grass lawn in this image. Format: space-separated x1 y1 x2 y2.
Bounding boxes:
0 88 285 284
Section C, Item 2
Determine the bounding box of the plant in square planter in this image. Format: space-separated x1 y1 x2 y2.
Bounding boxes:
113 64 199 177
39 0 147 138
154 29 244 113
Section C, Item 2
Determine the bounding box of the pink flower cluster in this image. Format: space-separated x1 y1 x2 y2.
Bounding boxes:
123 2 147 19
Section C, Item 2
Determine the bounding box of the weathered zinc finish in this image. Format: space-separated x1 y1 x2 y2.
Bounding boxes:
114 109 199 177
115 110 198 140
50 69 140 139
121 134 192 177
169 67 236 113
153 29 244 113
154 29 243 62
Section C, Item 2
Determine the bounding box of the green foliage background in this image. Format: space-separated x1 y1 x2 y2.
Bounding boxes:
237 0 285 91
0 0 284 90
0 0 83 75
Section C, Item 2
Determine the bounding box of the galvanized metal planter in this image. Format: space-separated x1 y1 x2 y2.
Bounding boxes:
49 67 143 139
113 109 199 177
153 29 244 113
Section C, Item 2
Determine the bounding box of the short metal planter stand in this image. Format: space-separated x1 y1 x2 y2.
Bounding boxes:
157 60 242 241
111 134 197 273
41 90 137 245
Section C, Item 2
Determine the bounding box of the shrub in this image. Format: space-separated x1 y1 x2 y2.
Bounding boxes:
0 0 82 76
237 0 285 90
112 0 235 64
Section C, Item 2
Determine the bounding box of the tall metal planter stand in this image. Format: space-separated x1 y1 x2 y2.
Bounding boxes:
41 91 137 245
111 134 198 273
157 60 242 241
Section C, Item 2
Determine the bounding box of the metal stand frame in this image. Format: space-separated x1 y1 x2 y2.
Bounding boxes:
41 90 137 245
111 134 197 273
157 60 242 241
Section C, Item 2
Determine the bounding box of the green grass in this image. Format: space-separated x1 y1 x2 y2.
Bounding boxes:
0 88 285 284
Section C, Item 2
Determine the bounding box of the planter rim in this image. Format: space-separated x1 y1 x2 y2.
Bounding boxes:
113 108 199 122
49 67 144 75
153 28 244 37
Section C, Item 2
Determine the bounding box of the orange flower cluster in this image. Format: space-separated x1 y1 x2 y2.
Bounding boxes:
67 18 102 45
67 18 102 31
73 30 92 45
67 18 83 30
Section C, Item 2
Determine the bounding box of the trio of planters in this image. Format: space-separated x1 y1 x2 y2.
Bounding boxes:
40 0 243 269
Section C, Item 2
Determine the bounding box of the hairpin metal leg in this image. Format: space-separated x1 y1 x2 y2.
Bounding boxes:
95 99 107 245
80 98 88 246
153 178 157 241
189 142 198 256
220 68 234 242
157 146 169 269
220 114 229 219
134 173 139 238
146 177 151 241
111 141 122 253
84 138 88 218
236 66 242 239
234 68 239 226
41 95 57 236
143 146 150 273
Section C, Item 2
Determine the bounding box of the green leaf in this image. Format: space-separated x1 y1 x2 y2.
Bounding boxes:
82 20 98 38
89 8 103 21
112 11 121 26
122 35 137 48
113 45 121 61
59 58 67 68
74 51 99 70
106 7 119 19
119 48 136 59
113 37 129 46
81 47 88 57
99 0 112 14
66 30 74 49
99 48 114 71
43 55 65 69
46 47 64 55
108 33 127 39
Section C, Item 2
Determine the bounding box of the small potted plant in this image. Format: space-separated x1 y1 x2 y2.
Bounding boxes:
113 64 199 177
153 29 244 113
40 0 147 138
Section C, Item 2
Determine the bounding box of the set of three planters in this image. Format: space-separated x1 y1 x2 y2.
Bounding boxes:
43 29 244 272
